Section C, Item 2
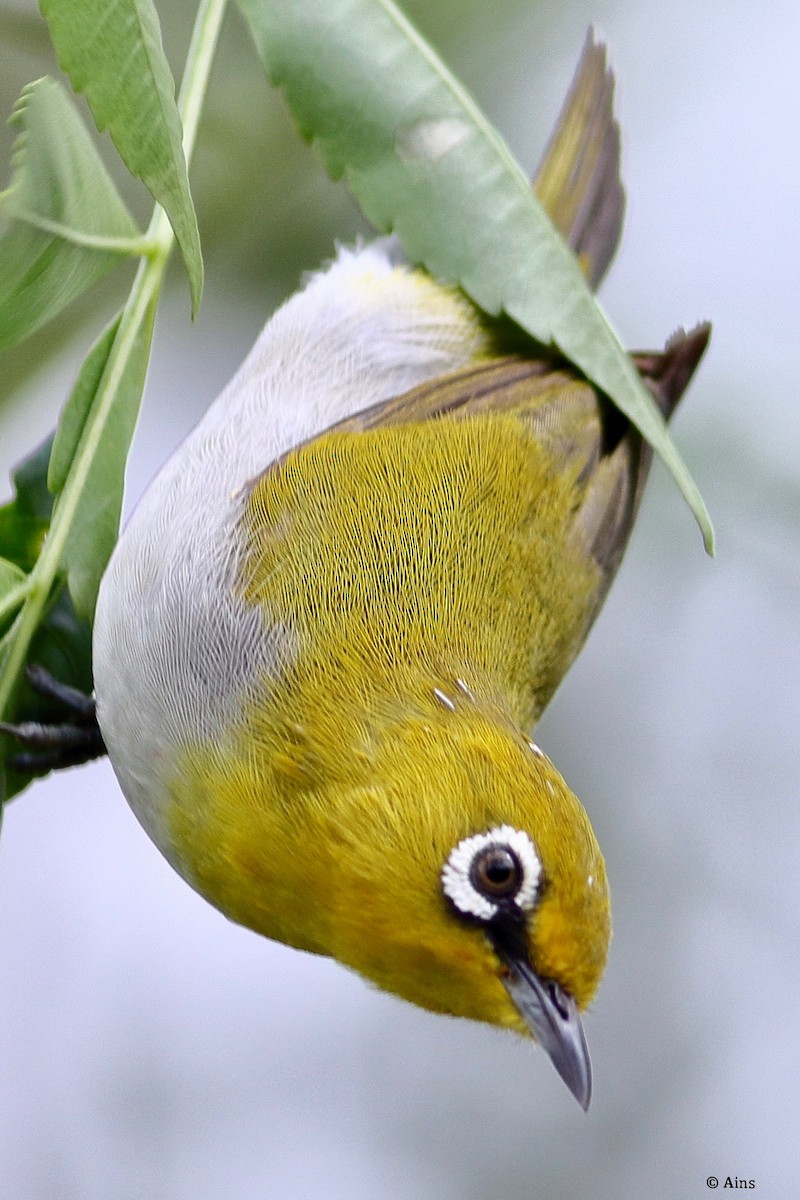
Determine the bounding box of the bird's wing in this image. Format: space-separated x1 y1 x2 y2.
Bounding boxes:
248 30 707 670
273 324 710 657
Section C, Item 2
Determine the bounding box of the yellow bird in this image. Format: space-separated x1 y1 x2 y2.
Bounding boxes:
6 37 709 1108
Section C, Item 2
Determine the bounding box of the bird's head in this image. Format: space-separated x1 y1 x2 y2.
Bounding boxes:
164 673 609 1108
317 685 610 1109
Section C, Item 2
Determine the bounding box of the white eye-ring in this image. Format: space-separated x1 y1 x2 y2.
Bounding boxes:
441 825 541 921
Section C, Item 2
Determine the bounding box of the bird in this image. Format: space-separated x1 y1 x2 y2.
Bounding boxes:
4 34 709 1109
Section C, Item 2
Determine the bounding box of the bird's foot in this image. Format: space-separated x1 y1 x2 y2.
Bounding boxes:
0 664 106 771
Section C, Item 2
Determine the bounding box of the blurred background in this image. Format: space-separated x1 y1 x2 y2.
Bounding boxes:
1 1 798 1197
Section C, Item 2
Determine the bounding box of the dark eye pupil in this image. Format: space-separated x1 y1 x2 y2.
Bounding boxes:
485 856 513 884
472 846 521 898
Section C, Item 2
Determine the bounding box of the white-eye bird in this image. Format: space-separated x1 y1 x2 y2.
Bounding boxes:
14 36 709 1109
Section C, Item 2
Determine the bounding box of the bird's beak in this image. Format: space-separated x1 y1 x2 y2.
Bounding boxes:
500 957 592 1110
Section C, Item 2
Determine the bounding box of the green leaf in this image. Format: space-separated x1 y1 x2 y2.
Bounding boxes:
52 306 154 621
0 76 139 352
0 434 55 572
0 586 94 805
3 434 55 523
237 0 713 552
0 437 94 804
0 558 26 593
0 513 47 575
40 0 204 315
0 557 27 638
48 315 121 495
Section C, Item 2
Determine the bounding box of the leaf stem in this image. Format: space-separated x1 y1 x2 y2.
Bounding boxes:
0 0 228 721
0 577 31 629
179 0 228 163
0 210 156 257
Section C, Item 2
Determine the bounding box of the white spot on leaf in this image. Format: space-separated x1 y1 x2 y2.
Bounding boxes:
396 117 472 165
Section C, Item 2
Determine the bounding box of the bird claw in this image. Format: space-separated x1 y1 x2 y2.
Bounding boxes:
0 665 106 773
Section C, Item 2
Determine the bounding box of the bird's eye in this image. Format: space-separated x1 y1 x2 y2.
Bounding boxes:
441 825 541 921
471 845 521 899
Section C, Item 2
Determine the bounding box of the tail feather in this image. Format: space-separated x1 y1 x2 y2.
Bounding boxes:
577 324 711 607
633 322 712 419
533 30 625 290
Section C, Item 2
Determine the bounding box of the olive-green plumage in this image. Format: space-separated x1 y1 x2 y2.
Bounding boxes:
167 406 607 1012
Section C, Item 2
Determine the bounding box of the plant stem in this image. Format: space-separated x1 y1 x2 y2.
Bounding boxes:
179 0 228 161
3 212 157 257
0 0 228 722
0 577 31 631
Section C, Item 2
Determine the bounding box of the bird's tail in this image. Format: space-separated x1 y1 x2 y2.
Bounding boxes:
633 323 712 420
533 31 625 291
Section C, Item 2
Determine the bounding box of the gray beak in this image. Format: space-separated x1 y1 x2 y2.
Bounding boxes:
501 958 592 1110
